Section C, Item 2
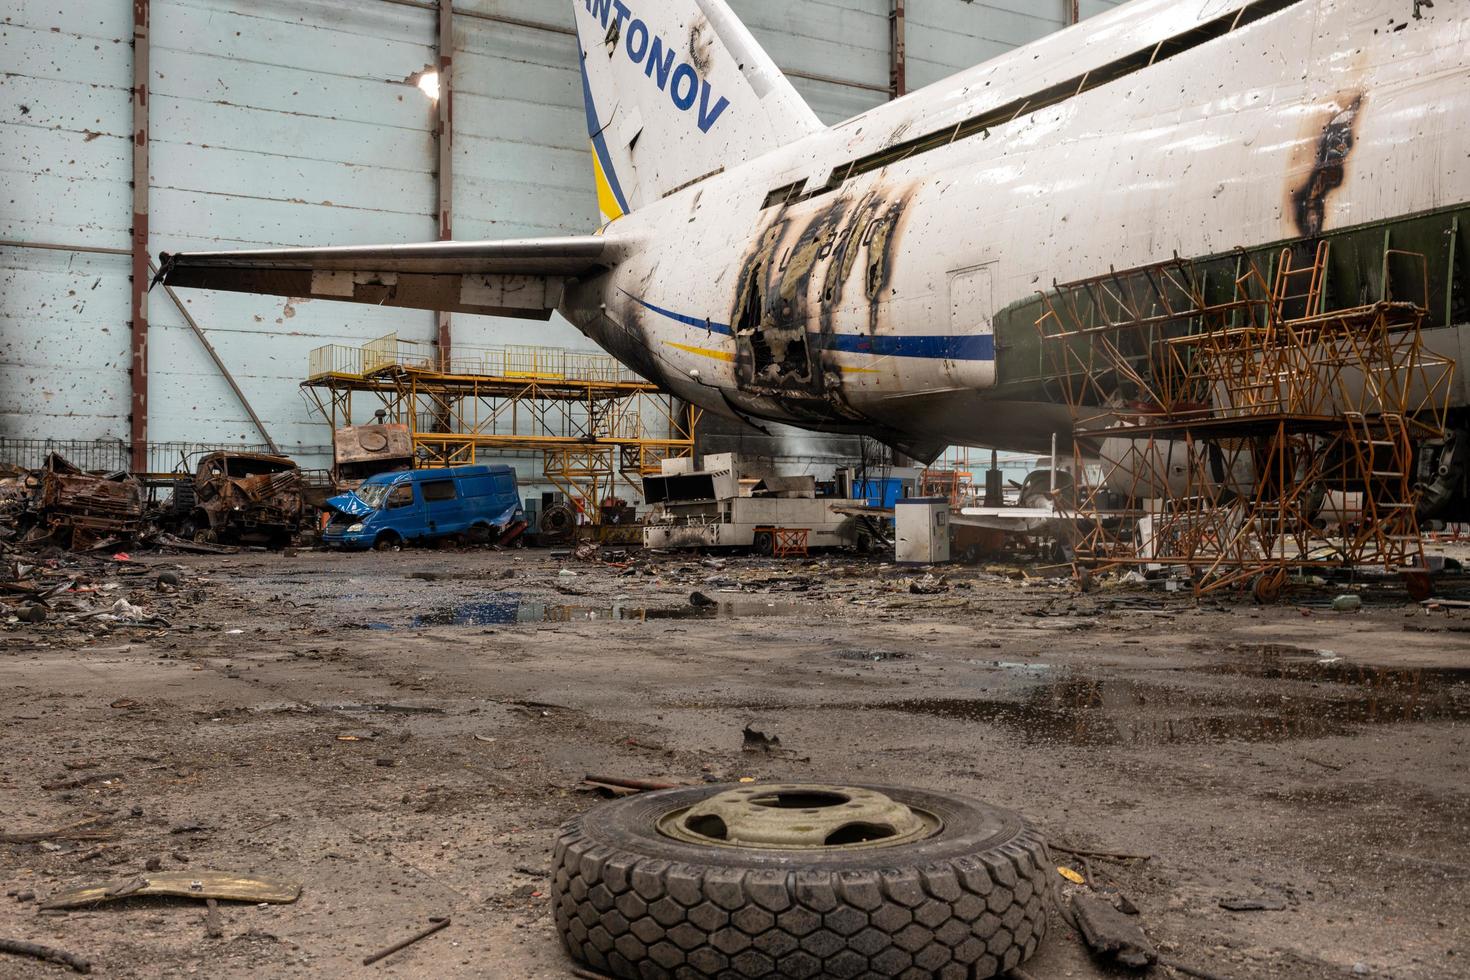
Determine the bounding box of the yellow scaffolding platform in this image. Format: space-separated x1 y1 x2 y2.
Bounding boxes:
302 336 698 523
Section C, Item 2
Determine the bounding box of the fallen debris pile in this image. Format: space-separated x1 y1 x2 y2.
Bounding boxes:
1 541 202 632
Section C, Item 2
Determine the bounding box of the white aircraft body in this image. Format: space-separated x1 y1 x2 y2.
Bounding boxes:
160 0 1470 511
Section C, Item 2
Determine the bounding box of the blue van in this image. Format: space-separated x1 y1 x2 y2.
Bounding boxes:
323 465 523 550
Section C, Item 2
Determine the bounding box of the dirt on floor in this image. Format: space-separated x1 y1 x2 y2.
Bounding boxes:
1 544 1468 979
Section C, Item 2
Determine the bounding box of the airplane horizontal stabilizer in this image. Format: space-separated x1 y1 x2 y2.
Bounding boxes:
155 237 623 321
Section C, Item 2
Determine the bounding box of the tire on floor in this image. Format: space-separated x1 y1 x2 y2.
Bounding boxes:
551 783 1051 978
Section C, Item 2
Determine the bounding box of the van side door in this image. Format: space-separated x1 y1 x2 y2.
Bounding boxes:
419 478 460 536
384 482 420 539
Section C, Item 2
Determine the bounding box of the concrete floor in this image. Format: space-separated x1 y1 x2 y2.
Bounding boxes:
1 547 1467 979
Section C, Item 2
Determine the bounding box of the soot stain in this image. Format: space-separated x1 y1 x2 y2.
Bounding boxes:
1292 95 1362 239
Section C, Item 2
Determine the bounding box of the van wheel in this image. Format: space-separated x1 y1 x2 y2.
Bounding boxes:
753 531 774 556
467 523 493 546
374 533 402 552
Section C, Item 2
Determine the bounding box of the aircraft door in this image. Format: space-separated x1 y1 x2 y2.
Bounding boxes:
947 265 998 390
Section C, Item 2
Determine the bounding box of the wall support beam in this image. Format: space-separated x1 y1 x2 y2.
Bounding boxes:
149 260 281 454
1 239 279 454
889 0 906 100
436 0 454 364
1067 0 1081 26
130 0 150 472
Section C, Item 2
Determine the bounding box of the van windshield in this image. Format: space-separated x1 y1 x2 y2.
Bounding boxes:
355 484 390 509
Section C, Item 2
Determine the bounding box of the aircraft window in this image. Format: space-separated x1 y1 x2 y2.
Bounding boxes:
761 179 807 210
765 0 1305 209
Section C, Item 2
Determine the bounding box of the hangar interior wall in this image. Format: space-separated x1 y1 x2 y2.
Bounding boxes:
1 0 1122 485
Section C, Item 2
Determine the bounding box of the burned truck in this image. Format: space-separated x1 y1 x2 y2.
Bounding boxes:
166 452 305 547
15 454 145 550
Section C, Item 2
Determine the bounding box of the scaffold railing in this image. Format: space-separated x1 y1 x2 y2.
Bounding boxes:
308 335 644 386
1034 244 1456 597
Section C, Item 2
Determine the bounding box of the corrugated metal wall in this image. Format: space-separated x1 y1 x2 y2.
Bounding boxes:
1 0 1124 470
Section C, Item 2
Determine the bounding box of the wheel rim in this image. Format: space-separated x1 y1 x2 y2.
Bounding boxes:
656 783 941 851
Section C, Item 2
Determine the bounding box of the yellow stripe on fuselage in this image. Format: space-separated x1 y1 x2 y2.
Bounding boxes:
590 144 625 222
666 341 734 362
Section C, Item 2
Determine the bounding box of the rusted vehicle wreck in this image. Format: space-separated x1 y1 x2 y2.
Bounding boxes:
166 452 305 548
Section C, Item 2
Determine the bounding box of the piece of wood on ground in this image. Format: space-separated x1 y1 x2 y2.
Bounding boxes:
1072 893 1158 969
362 916 451 966
582 774 682 793
1218 894 1287 912
204 898 223 938
40 772 125 792
0 938 92 974
0 814 115 844
41 871 301 910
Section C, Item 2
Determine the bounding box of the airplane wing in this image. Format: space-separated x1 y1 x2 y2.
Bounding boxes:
155 236 623 321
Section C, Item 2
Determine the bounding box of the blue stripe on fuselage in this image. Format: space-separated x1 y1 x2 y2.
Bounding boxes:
578 53 631 217
622 291 995 361
814 332 995 360
624 291 732 334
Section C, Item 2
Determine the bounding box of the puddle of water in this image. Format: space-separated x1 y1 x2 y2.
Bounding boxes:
403 595 809 628
866 662 1470 747
835 650 908 662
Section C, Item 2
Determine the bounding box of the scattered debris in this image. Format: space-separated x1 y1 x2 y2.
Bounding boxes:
0 938 92 975
1219 894 1288 912
741 724 782 753
1072 893 1158 968
1053 842 1154 863
0 814 117 845
41 871 302 910
908 574 948 594
40 771 125 792
361 915 451 966
582 774 683 795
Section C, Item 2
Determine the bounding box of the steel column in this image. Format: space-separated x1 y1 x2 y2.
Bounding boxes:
1067 0 1081 26
436 0 454 364
888 0 906 100
130 0 151 472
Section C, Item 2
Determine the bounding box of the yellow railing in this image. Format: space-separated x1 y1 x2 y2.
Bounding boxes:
308 335 643 385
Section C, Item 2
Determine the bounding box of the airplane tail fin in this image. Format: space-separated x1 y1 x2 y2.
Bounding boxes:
573 0 824 223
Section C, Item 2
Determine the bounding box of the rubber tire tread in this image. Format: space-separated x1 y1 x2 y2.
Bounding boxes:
552 801 1050 979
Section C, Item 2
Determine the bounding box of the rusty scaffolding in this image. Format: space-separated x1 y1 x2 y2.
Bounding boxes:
1035 244 1455 597
301 336 698 523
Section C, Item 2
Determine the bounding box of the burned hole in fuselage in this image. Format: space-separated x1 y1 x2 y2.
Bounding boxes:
735 256 812 389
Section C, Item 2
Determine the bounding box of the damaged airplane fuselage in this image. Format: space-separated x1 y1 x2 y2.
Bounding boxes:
159 0 1470 483
561 0 1469 461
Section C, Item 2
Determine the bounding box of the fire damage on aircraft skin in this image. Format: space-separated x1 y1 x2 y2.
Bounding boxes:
1291 94 1364 239
728 185 912 424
